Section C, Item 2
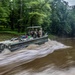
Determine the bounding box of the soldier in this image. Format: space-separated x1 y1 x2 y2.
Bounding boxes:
39 28 42 37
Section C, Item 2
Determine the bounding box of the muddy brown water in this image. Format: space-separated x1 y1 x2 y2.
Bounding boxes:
0 38 75 75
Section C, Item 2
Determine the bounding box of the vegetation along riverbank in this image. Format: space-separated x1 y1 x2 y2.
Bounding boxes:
0 0 75 38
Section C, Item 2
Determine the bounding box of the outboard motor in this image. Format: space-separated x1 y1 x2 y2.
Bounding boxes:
0 43 5 52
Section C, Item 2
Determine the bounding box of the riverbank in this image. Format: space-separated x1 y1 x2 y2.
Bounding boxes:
48 34 58 39
0 31 26 35
0 31 26 41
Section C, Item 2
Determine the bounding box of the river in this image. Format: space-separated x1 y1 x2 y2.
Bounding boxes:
0 38 75 75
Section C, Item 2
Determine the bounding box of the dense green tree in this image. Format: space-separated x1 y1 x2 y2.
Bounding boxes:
0 0 10 30
9 0 51 33
50 0 72 36
1 0 75 38
69 6 75 37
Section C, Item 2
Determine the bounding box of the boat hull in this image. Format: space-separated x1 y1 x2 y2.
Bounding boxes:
0 35 48 52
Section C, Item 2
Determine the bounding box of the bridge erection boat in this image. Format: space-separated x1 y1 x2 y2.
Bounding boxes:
0 26 48 52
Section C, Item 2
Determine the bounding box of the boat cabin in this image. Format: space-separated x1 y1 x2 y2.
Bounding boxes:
27 26 44 38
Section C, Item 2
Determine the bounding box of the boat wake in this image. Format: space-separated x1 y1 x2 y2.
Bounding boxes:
0 39 70 75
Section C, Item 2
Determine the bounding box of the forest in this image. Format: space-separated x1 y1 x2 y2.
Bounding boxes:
0 0 75 37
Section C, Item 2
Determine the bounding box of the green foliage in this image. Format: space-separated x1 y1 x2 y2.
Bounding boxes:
0 1 10 28
1 0 75 38
50 0 72 36
7 0 51 32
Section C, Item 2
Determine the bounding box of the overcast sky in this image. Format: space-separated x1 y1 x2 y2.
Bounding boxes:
64 0 75 6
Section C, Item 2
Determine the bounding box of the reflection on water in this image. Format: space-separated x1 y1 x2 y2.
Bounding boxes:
0 38 75 75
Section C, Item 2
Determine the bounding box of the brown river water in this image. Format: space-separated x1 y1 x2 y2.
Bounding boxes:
0 38 75 75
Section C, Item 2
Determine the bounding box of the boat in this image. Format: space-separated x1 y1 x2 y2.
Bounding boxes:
0 26 48 52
